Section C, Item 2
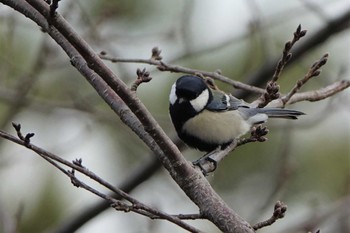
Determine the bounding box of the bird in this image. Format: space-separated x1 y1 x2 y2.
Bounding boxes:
169 75 305 153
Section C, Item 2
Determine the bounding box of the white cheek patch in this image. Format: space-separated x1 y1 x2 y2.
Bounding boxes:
190 89 209 112
169 83 177 105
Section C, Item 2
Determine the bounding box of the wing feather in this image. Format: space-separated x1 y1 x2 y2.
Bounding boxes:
206 89 247 112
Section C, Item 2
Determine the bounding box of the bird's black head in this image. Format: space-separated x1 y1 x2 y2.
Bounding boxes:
169 75 212 132
169 75 211 108
174 75 208 101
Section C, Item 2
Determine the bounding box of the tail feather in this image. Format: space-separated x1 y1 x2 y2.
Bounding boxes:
258 108 305 120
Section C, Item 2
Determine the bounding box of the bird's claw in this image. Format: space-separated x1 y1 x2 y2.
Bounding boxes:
192 154 218 176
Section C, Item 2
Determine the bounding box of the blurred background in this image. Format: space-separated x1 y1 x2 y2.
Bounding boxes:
0 0 349 232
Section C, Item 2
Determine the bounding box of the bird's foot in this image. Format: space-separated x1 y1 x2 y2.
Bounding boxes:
192 148 220 175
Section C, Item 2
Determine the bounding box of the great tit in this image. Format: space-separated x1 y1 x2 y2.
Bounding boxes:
169 75 304 152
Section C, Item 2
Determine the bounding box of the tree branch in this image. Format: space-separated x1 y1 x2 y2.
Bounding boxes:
2 0 254 232
0 126 203 233
52 156 161 233
256 25 307 108
238 8 350 99
266 80 350 108
53 138 186 233
253 201 287 231
281 53 329 105
1 1 349 233
99 51 265 94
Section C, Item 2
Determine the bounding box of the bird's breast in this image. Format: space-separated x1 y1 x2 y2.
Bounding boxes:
182 110 251 144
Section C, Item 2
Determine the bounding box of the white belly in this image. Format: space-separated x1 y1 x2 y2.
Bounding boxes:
182 110 251 144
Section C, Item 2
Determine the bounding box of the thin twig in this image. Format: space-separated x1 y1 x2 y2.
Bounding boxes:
53 138 187 233
131 68 152 92
52 156 162 233
272 24 307 83
238 8 350 100
282 53 329 105
99 51 265 94
257 25 307 108
262 80 350 108
253 201 287 231
0 126 203 233
152 213 204 220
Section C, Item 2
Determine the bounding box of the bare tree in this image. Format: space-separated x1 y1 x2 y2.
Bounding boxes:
0 1 349 233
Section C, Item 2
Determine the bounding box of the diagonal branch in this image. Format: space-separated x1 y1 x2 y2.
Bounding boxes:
53 139 186 233
52 156 161 233
0 127 203 233
2 0 255 232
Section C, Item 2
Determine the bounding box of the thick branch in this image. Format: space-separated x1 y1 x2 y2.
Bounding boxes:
2 1 254 232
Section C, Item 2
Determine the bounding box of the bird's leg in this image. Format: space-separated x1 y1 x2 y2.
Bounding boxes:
192 146 221 175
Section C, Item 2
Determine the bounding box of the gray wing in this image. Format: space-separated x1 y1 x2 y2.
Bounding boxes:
205 89 305 122
228 94 249 110
206 90 248 111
